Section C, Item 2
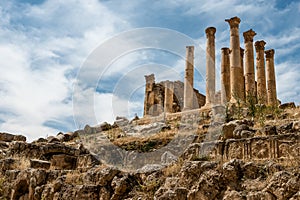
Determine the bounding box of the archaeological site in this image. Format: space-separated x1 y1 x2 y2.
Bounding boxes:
0 16 299 200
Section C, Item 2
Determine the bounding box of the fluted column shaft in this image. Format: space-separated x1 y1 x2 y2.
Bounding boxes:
255 40 267 104
265 49 277 106
240 47 245 101
184 46 194 110
225 16 242 102
243 29 257 100
144 74 155 116
205 27 216 106
221 47 231 105
164 81 174 113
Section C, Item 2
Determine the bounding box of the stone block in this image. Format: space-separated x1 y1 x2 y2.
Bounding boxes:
30 159 50 169
51 154 77 170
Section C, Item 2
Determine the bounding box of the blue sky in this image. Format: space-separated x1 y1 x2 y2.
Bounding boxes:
0 0 299 140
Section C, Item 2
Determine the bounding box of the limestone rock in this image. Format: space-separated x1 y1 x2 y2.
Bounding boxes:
222 121 237 139
264 171 300 199
279 102 296 109
263 125 277 136
223 190 244 200
0 132 26 142
277 122 293 134
30 159 50 169
51 154 77 170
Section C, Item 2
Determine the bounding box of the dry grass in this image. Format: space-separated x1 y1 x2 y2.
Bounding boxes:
112 129 176 152
163 158 184 177
11 156 30 170
65 170 83 185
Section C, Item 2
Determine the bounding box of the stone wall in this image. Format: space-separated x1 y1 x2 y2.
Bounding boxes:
185 134 300 163
143 79 205 117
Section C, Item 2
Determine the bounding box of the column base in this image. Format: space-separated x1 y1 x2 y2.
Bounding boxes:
202 102 213 109
182 107 192 111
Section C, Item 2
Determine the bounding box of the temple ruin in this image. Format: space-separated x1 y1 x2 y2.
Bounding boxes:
143 16 277 116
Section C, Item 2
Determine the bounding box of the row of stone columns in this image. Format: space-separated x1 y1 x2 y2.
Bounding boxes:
219 16 277 106
181 16 278 113
145 16 278 116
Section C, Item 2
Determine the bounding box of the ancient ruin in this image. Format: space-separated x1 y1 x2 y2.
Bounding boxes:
255 40 267 104
205 27 216 107
265 49 277 106
143 75 205 116
0 15 298 200
144 16 278 116
243 29 256 99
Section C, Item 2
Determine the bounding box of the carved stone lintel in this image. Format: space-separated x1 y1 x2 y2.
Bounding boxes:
255 40 266 51
243 29 256 42
225 16 241 28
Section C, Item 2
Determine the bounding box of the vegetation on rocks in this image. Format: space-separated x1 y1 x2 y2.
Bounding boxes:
0 105 299 199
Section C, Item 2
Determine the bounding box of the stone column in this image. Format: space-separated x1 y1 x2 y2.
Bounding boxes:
205 27 216 107
240 47 245 101
164 81 174 113
243 29 256 100
255 40 267 104
225 16 242 103
265 49 277 106
221 47 231 104
143 74 155 116
184 46 194 110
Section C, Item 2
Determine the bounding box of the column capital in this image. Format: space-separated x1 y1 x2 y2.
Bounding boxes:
255 40 266 51
221 47 230 55
265 49 275 59
243 29 256 42
205 27 216 37
240 47 244 57
186 46 194 52
225 16 241 28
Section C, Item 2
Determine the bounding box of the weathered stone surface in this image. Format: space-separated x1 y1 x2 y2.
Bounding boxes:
30 159 51 169
225 16 243 102
263 125 277 135
0 158 16 171
0 132 26 142
51 154 77 170
221 47 231 104
164 81 174 113
243 29 257 100
47 136 60 143
187 170 224 200
184 46 195 110
255 40 267 104
223 190 244 200
277 122 293 134
265 49 277 106
156 187 188 200
75 185 99 200
205 27 216 107
264 171 300 199
222 121 237 139
233 124 254 139
64 131 79 142
84 166 120 186
279 102 296 109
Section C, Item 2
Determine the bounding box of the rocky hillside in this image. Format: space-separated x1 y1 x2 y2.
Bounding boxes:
0 104 299 199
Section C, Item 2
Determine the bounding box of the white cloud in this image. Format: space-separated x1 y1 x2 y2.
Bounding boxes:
0 0 130 140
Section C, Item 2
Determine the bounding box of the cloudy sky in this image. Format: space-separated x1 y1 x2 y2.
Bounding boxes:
0 0 299 141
